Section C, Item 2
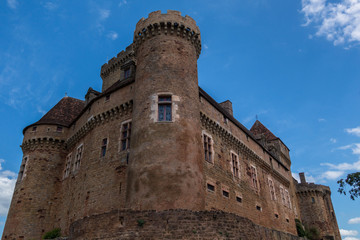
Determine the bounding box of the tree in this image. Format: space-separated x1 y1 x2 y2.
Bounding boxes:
337 172 360 200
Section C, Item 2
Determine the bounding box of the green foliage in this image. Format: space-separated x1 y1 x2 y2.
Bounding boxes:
137 219 145 227
338 172 360 200
42 228 61 239
295 219 306 237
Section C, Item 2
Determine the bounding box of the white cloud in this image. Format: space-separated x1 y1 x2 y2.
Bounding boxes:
107 31 118 40
118 0 127 7
330 138 337 143
203 44 209 50
99 9 110 20
341 229 359 236
0 159 17 216
320 170 345 180
321 159 360 171
292 172 316 183
346 126 360 137
318 118 326 122
344 237 360 240
349 217 360 224
43 1 58 11
301 0 360 46
7 0 18 9
338 143 360 155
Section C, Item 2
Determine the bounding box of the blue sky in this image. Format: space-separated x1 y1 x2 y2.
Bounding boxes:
1 0 360 238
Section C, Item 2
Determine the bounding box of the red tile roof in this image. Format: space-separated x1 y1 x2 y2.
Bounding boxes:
250 120 278 141
23 96 85 133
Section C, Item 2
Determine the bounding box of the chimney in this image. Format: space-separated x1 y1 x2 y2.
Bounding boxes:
299 172 306 184
219 100 233 116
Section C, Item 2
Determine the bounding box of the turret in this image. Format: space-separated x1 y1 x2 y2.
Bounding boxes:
2 97 84 240
127 10 204 210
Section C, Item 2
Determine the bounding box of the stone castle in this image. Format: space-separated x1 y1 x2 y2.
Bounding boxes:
3 10 341 240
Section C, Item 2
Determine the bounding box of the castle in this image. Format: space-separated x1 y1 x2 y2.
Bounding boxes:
2 10 341 240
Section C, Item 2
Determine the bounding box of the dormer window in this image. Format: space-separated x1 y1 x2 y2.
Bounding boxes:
57 126 63 132
32 126 37 132
124 68 131 79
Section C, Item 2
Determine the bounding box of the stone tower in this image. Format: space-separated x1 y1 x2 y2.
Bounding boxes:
3 97 84 239
296 173 341 240
127 10 205 210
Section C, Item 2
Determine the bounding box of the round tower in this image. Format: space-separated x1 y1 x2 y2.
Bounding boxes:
127 10 204 210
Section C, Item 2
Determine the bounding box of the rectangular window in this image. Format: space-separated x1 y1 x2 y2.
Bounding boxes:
121 121 132 151
105 94 111 101
124 68 131 78
32 126 37 132
64 154 72 178
250 165 258 190
236 196 242 203
231 152 240 178
268 178 276 200
285 189 291 208
74 144 83 171
57 126 63 132
256 205 262 211
207 183 215 192
101 138 108 157
222 190 229 198
311 197 315 203
158 96 172 121
203 133 213 163
280 186 285 205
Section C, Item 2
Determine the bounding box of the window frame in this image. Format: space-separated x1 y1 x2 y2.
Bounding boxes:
230 151 240 179
64 153 72 179
18 155 28 182
101 138 108 157
74 144 83 171
250 165 258 190
158 95 172 122
268 177 276 200
202 132 214 164
120 120 132 151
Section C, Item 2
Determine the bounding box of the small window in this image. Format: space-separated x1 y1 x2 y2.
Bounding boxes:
57 126 63 132
275 214 279 218
158 96 172 121
18 156 28 181
231 152 240 178
256 205 262 211
101 138 108 157
124 68 131 78
64 154 72 178
207 183 215 192
74 144 83 171
280 186 285 205
236 196 242 203
268 178 276 200
250 165 258 190
311 197 315 203
222 190 229 198
203 133 213 163
286 218 290 223
105 94 111 102
32 126 37 132
285 189 292 209
121 121 131 151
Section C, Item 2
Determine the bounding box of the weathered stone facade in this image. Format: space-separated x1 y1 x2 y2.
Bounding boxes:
2 10 340 240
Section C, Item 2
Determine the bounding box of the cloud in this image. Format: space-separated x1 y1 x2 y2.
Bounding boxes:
7 0 18 9
318 118 326 122
107 31 118 40
118 0 127 7
0 159 17 216
341 229 359 236
344 237 360 240
330 138 337 143
301 0 360 46
99 9 110 20
349 217 360 224
320 170 344 180
203 44 209 50
321 160 360 171
346 126 360 137
338 143 360 155
43 1 59 11
292 172 316 183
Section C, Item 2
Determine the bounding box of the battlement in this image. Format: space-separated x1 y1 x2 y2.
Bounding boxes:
133 10 201 58
296 182 331 195
100 44 134 78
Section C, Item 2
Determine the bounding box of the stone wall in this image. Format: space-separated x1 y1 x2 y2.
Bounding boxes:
69 209 304 240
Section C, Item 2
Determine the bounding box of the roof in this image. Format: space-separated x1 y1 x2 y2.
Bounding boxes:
23 96 85 133
250 120 278 141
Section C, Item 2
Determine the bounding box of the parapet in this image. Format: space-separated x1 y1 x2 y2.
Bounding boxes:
100 44 135 78
133 10 201 58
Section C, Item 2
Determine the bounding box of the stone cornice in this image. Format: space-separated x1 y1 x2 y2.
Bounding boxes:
200 112 290 187
66 100 133 149
21 137 66 151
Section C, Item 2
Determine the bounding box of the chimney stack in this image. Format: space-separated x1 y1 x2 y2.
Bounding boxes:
299 172 306 184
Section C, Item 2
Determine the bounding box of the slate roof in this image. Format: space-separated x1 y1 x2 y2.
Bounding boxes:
23 96 85 133
250 120 278 141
